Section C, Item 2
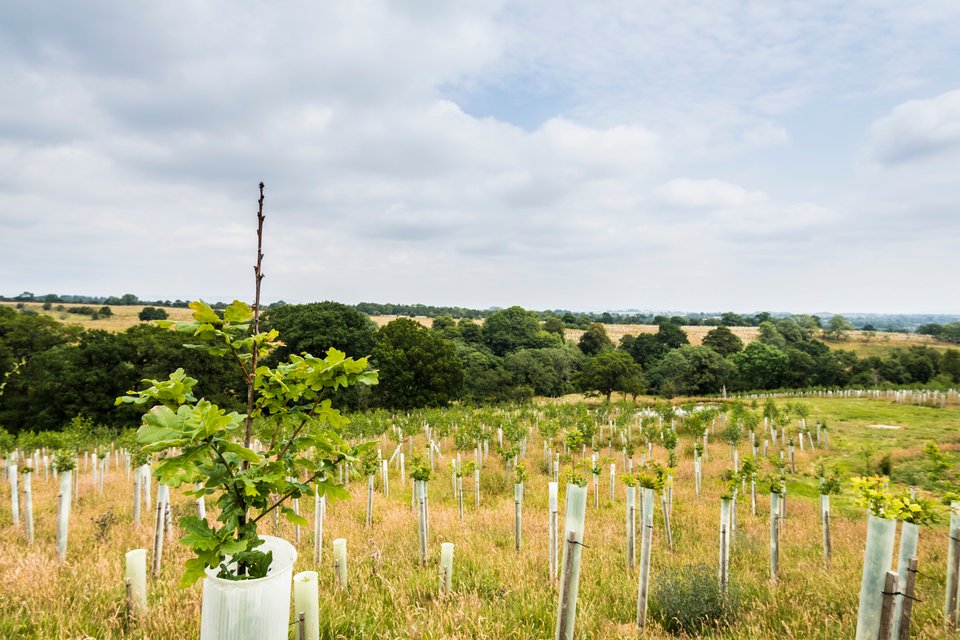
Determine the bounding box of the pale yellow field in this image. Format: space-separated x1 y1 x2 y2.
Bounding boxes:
0 302 194 332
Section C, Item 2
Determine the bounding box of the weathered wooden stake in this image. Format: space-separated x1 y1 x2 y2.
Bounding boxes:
878 570 899 640
899 557 918 640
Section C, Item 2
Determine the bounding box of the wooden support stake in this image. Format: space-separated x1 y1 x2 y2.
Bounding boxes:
297 612 306 640
898 557 918 640
878 570 899 640
125 577 133 626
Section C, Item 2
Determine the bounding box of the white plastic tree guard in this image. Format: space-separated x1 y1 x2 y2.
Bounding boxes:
293 570 319 640
199 536 297 640
854 514 896 640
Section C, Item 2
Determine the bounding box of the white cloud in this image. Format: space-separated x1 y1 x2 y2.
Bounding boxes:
0 1 959 313
867 89 960 165
657 179 765 209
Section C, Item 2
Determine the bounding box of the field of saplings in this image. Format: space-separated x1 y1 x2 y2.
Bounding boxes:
2 391 960 639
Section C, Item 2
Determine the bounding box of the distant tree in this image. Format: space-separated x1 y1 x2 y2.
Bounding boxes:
431 314 460 340
825 315 854 341
138 307 169 321
457 345 514 403
757 321 786 348
655 321 689 349
720 312 745 326
482 306 560 356
646 345 736 397
263 301 377 362
626 333 668 368
576 350 645 402
578 322 614 356
731 342 789 390
372 318 464 409
119 294 139 305
504 346 583 397
543 316 565 341
701 325 744 356
458 320 484 345
98 306 113 318
942 350 960 382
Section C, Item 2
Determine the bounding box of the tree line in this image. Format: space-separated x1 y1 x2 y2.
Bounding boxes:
1 302 958 434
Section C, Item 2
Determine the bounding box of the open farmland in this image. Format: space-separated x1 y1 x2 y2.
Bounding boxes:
0 302 194 332
367 314 957 353
3 396 960 639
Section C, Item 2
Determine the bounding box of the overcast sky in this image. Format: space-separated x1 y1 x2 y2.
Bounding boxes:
2 2 959 315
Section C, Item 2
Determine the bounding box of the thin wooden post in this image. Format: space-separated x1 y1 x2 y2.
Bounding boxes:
898 558 918 640
125 577 134 626
152 485 166 578
297 612 306 640
878 570 899 640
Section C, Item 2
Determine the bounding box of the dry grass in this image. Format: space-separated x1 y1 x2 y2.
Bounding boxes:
2 400 958 639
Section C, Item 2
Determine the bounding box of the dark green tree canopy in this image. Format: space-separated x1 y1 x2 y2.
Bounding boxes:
264 301 377 362
504 346 583 397
138 306 169 321
372 318 464 409
731 341 790 391
656 321 689 349
647 345 736 397
578 322 614 356
576 349 645 402
701 325 744 356
482 306 560 356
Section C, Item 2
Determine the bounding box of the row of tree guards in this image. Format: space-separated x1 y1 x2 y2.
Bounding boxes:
0 410 954 640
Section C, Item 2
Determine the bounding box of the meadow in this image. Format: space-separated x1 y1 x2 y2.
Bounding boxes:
2 395 960 639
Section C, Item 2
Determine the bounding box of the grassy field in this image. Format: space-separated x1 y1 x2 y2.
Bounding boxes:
2 397 960 639
0 302 194 332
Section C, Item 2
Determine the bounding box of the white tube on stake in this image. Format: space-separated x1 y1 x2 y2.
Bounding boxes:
23 471 34 545
555 484 587 640
56 470 72 562
293 571 320 640
439 542 454 595
637 487 654 628
125 549 148 613
313 491 325 564
548 482 558 583
8 461 19 525
893 521 919 637
854 513 897 640
333 538 348 589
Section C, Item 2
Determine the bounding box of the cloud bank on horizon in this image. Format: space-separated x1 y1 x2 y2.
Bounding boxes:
2 1 959 314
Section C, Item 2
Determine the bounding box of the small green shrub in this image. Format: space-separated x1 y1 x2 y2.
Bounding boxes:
650 563 739 634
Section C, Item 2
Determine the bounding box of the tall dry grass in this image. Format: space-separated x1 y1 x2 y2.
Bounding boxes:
0 424 955 639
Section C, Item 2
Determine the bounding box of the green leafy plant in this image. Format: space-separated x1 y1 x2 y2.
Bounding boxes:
851 476 940 524
816 463 842 496
53 450 76 473
514 463 528 484
116 187 378 586
410 456 432 482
